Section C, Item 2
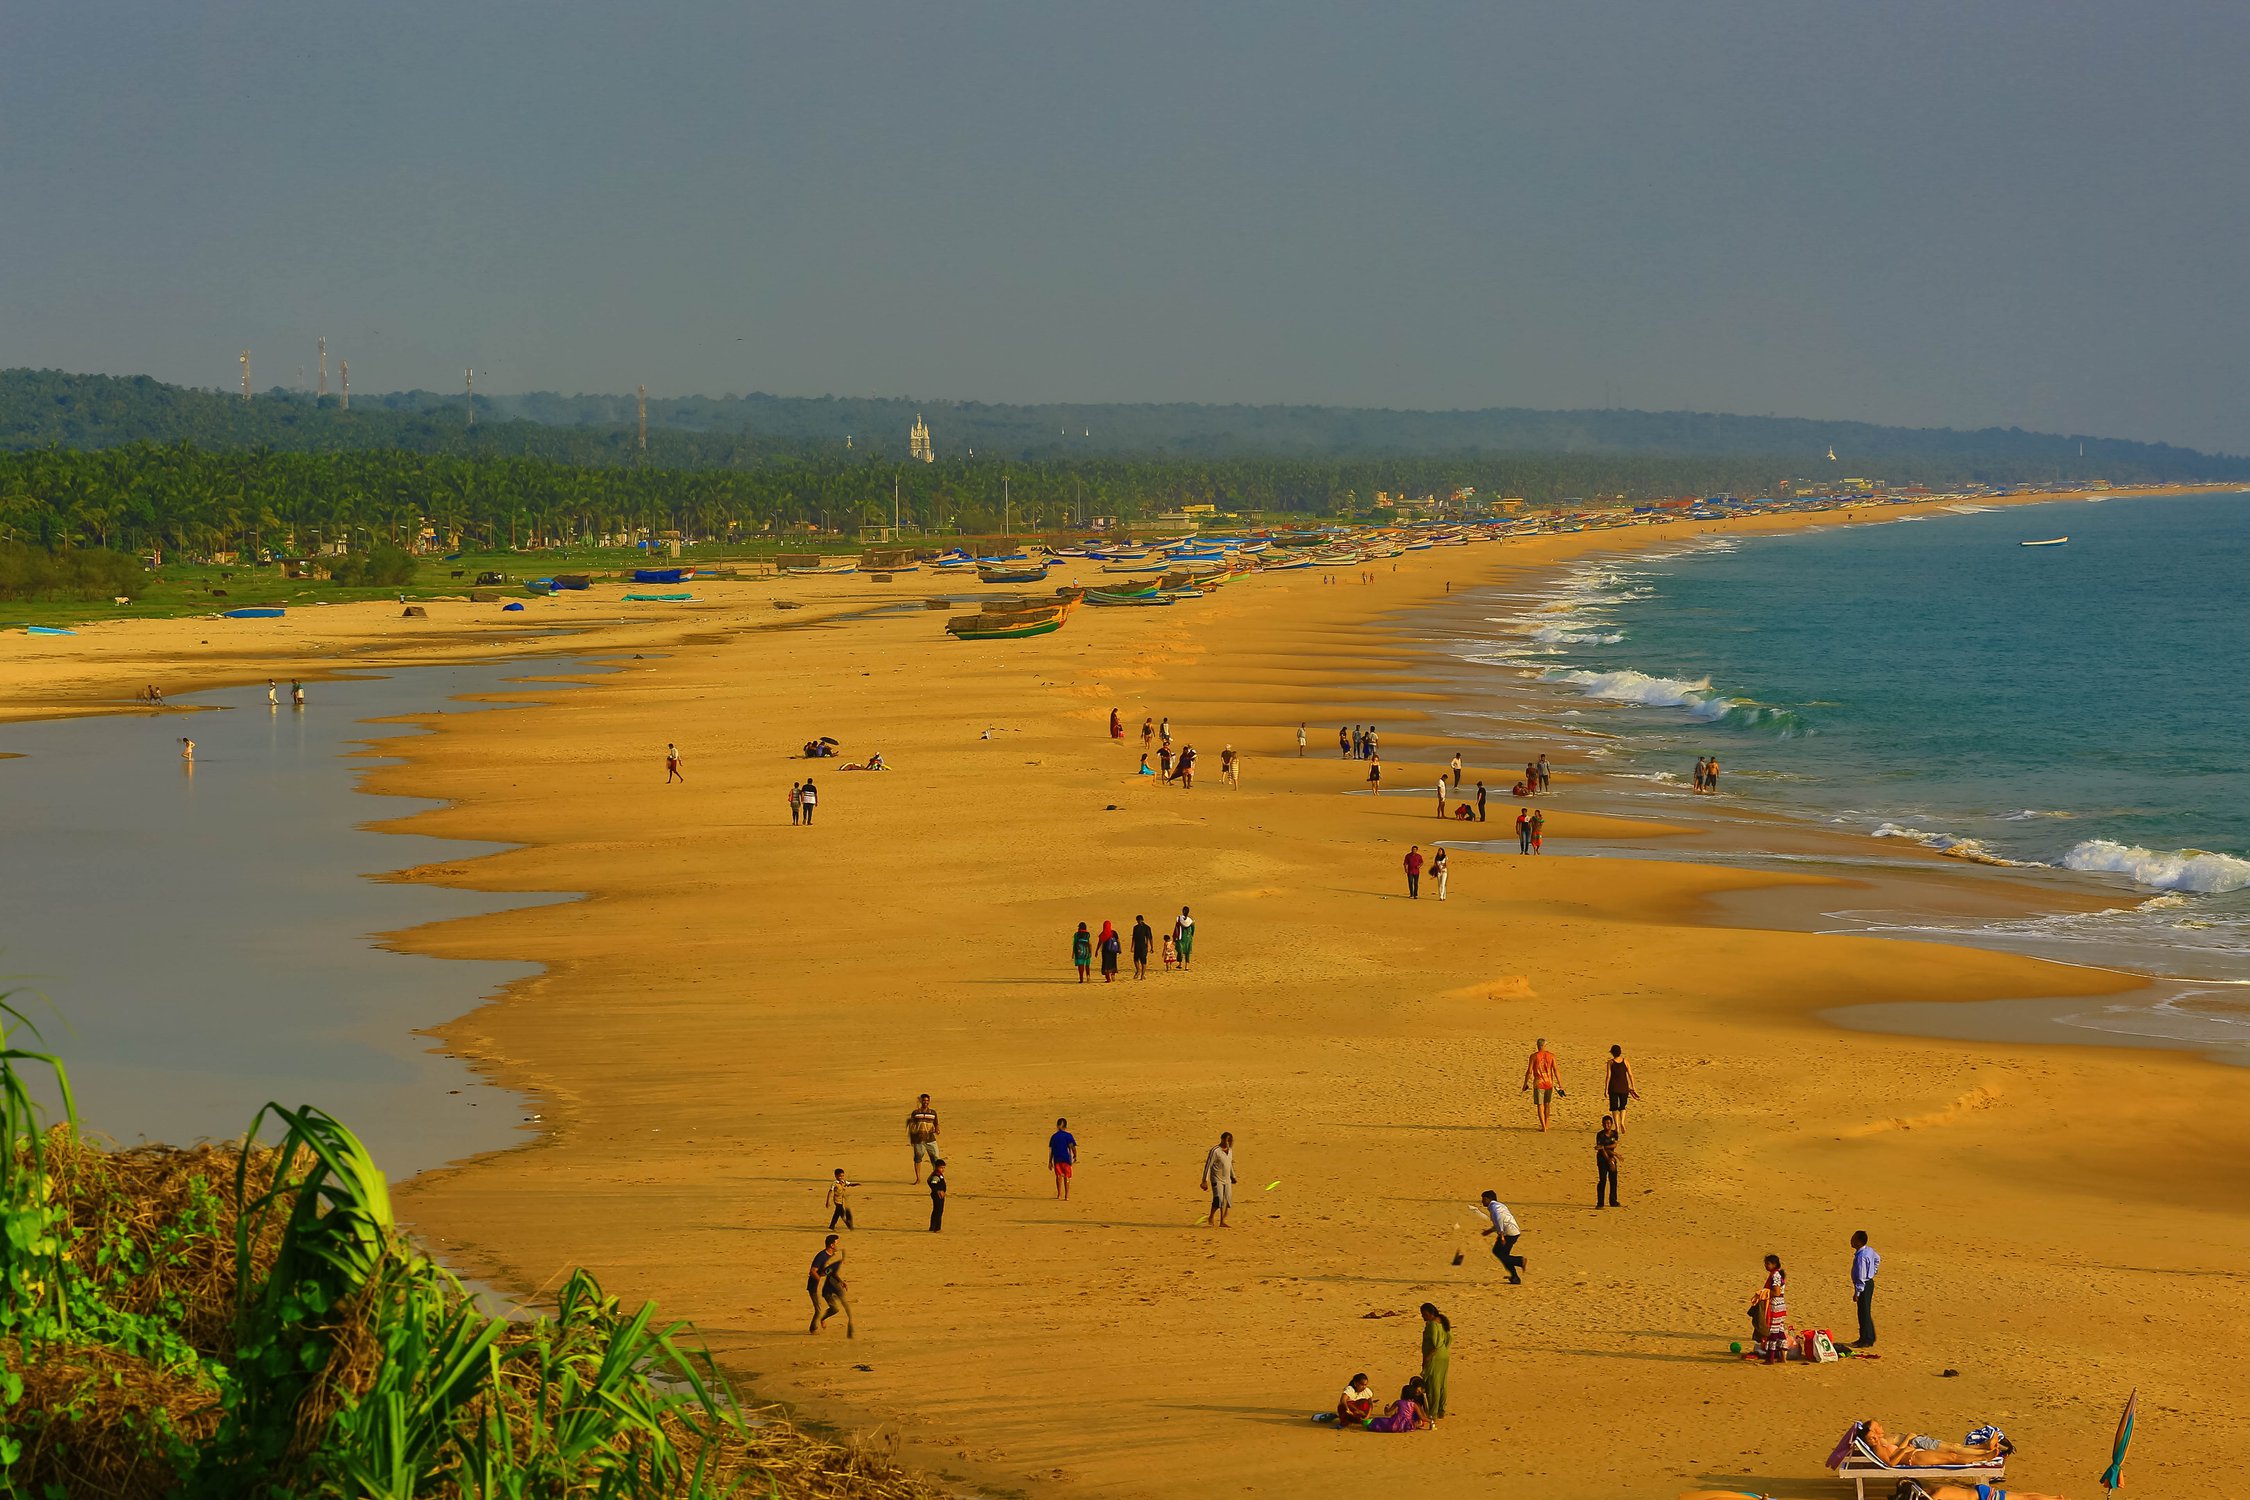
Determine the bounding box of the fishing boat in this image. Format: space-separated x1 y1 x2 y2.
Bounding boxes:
621 591 694 601
1084 583 1160 603
1084 590 1175 606
977 562 1051 584
631 567 688 584
947 607 1066 640
221 607 286 619
25 625 76 636
1260 555 1315 570
783 562 859 576
2019 536 2069 547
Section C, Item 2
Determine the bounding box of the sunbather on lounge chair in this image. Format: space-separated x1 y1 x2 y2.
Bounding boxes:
1862 1420 2011 1466
1896 1482 2073 1500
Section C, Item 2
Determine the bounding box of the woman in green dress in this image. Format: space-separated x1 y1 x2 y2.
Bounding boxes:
1072 922 1092 983
1418 1303 1451 1419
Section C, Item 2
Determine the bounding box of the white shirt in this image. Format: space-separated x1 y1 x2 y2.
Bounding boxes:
1483 1200 1520 1236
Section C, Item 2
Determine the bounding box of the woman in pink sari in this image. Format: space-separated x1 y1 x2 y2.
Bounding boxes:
1363 1378 1429 1432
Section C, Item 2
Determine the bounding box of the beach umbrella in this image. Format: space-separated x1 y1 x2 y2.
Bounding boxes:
818 735 840 745
2101 1387 2137 1496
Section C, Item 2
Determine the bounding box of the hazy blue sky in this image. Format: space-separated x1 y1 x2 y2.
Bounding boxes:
7 4 2249 449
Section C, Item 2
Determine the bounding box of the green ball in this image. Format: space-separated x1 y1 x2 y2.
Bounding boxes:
1729 1341 1742 1354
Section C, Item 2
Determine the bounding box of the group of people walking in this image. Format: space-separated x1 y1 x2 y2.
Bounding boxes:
1073 907 1196 980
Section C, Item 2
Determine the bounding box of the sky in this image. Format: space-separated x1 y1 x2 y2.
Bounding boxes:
6 3 2250 452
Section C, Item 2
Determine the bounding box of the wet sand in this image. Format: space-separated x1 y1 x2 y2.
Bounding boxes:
7 487 2246 1499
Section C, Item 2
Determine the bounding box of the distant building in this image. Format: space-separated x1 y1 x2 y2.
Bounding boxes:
909 414 934 463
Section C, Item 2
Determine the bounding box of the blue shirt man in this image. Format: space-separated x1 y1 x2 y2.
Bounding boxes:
1850 1231 1880 1348
1049 1118 1078 1201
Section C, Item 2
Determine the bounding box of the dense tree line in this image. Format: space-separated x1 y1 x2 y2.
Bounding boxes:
9 367 2246 480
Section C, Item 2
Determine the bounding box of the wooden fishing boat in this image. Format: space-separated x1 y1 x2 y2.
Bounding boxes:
977 562 1051 584
1085 590 1175 606
947 607 1066 640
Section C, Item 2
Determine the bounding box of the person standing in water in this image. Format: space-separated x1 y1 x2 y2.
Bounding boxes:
1692 756 1708 793
291 680 305 707
1435 777 1449 818
1200 1131 1236 1227
1524 1038 1561 1132
267 679 279 708
1131 914 1154 979
1703 755 1721 794
666 743 684 783
1537 754 1552 792
179 737 195 762
1475 780 1488 821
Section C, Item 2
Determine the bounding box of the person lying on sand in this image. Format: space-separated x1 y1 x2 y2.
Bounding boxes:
1896 1485 2073 1500
1858 1419 2012 1466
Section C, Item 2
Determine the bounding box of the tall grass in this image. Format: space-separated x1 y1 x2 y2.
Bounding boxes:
1 1003 943 1499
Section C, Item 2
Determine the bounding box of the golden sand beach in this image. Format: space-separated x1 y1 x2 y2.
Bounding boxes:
10 491 2245 1499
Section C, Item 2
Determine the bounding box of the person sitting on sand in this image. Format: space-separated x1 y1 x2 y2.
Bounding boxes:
1336 1373 1375 1424
1855 1420 2012 1466
1362 1378 1429 1432
1137 754 1156 775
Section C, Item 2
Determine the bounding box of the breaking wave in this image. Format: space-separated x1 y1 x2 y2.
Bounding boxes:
1872 822 2036 868
1541 668 1805 735
2062 840 2250 894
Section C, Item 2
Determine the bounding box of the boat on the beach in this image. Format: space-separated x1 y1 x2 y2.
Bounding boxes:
621 592 694 601
977 562 1051 584
631 567 688 584
1084 591 1175 606
221 607 286 619
2019 536 2070 547
25 625 77 636
946 607 1067 640
783 563 859 576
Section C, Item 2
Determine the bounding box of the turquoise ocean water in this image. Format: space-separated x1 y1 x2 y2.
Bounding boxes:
1462 491 2250 998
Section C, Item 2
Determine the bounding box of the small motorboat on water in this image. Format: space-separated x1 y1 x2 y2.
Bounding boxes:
2019 536 2070 547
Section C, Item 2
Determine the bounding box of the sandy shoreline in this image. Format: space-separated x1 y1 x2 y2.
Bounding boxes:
13 487 2248 1498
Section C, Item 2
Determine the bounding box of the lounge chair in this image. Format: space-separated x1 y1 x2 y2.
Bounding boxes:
1828 1423 2008 1500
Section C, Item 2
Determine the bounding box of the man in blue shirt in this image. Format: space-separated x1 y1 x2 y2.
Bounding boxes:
1049 1117 1078 1201
1850 1230 1880 1348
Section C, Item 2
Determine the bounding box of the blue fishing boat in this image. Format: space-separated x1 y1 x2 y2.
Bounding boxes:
26 625 77 636
222 607 286 619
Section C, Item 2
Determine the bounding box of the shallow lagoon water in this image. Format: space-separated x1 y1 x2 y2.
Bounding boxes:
0 660 579 1175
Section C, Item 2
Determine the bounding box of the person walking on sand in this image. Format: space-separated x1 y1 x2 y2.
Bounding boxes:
1072 922 1093 983
1749 1254 1788 1363
1432 846 1449 901
1142 716 1154 751
1478 1189 1524 1282
1221 743 1239 788
1161 930 1177 970
1200 1131 1237 1227
1098 920 1121 981
1515 807 1532 854
1338 725 1351 758
1850 1230 1880 1348
1537 754 1552 792
1595 1114 1621 1207
1529 808 1545 853
789 782 802 824
1366 726 1380 758
1298 722 1308 757
1418 1304 1451 1420
906 1093 940 1182
1110 708 1123 739
1605 1044 1641 1132
927 1159 947 1232
825 1168 856 1230
666 743 683 783
1449 752 1463 788
1173 905 1196 969
1158 743 1173 777
1434 777 1449 818
799 778 819 824
1366 755 1383 794
1049 1117 1077 1199
1475 780 1487 821
1524 1038 1561 1131
1131 914 1154 979
1177 744 1197 788
1403 845 1424 899
807 1235 851 1336
1159 715 1171 746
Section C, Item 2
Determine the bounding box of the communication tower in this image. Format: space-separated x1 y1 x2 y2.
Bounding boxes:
638 384 647 454
318 337 328 398
340 361 349 410
240 350 251 402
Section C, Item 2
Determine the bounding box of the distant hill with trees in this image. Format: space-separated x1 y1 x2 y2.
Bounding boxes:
5 367 2244 482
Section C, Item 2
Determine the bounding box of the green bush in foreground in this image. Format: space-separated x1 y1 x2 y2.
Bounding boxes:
0 542 142 602
0 999 939 1499
327 543 418 588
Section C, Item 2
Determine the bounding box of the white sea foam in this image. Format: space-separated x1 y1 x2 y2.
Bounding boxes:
1545 667 1734 718
1531 623 1626 646
2062 840 2250 894
1871 822 2035 868
1999 808 2076 821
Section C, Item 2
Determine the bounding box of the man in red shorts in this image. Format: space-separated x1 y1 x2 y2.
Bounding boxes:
1049 1117 1078 1200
